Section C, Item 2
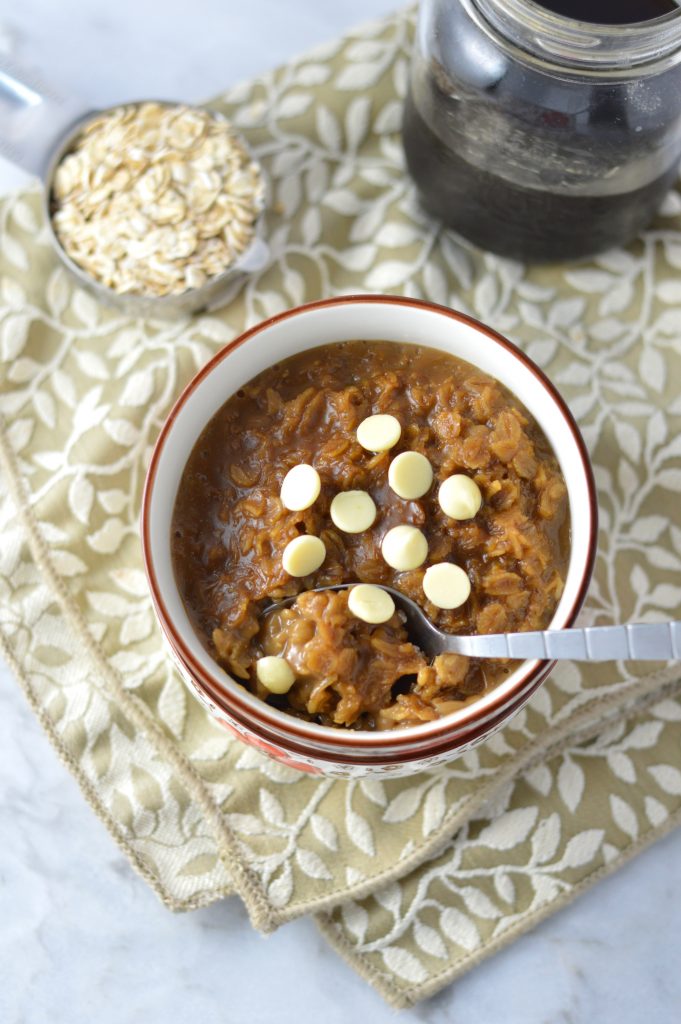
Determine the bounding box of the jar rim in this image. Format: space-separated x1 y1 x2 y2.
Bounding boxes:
470 0 681 70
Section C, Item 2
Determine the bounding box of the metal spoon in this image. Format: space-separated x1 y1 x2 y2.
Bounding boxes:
265 584 681 662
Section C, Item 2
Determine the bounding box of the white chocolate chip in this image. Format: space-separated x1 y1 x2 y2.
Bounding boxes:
280 464 321 511
330 490 377 533
348 584 395 624
282 535 326 577
356 413 401 452
423 562 471 609
438 474 483 521
388 451 433 500
256 656 295 694
381 525 428 571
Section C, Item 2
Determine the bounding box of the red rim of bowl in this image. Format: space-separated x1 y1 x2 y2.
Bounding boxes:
171 635 556 767
141 294 598 753
163 612 543 756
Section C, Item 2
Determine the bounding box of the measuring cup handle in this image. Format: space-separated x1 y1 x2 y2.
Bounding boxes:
0 58 85 177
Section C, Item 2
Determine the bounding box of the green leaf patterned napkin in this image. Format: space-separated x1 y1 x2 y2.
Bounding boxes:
1 6 680 1008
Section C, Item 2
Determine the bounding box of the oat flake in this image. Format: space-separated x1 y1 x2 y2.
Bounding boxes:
51 101 265 298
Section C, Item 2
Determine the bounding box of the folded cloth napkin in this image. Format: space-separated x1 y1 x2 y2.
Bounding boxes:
1 6 680 1008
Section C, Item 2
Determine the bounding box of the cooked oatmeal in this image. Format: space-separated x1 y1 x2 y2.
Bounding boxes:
171 340 569 730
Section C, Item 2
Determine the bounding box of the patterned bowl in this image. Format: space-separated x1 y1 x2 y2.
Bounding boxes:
141 295 597 778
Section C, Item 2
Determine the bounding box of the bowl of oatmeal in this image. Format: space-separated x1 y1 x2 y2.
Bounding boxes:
141 295 597 777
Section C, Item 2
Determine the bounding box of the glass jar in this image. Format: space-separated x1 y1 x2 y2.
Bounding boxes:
402 0 681 262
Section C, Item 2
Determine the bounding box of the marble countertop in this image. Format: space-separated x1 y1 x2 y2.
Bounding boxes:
1 2 680 1021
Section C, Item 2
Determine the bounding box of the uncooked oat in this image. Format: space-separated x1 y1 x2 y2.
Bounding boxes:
50 102 265 298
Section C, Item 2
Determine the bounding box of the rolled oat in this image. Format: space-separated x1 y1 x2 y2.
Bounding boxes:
51 102 265 298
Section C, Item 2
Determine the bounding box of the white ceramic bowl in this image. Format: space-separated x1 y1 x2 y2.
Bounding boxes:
142 295 597 777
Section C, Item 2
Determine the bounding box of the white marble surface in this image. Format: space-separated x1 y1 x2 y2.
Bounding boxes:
0 2 680 1021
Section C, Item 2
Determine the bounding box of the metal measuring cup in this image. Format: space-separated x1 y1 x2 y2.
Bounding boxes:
0 59 269 318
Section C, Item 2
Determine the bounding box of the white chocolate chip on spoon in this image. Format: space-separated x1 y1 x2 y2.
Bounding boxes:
330 490 377 533
356 413 401 452
256 656 295 694
282 535 326 577
348 584 395 624
423 562 471 609
388 451 433 500
280 464 321 511
381 524 428 571
438 474 482 520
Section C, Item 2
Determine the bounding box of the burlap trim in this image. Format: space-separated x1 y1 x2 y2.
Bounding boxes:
0 621 233 913
317 800 681 1009
269 672 681 923
0 414 274 932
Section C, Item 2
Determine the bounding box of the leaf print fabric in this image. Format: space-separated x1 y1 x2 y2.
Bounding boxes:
0 6 680 1007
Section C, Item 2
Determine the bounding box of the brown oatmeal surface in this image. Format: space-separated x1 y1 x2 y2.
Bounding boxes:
171 340 569 730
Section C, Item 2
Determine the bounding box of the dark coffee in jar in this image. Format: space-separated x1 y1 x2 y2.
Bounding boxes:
402 0 681 262
536 1 678 24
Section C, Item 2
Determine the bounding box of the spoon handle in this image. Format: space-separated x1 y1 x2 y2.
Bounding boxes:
0 58 84 176
451 620 681 661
